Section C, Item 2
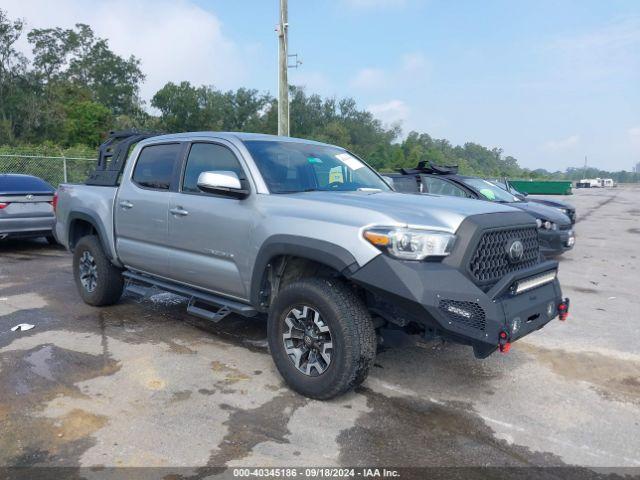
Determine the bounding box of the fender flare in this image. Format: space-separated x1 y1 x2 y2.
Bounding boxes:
67 210 117 264
249 235 360 307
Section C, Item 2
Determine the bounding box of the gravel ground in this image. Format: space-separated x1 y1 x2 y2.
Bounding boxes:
0 186 638 478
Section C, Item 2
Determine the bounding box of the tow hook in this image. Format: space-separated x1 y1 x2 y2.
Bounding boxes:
558 298 570 321
498 331 511 354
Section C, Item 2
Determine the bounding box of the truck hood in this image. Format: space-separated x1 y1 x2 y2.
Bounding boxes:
528 198 574 212
509 201 571 225
274 190 521 232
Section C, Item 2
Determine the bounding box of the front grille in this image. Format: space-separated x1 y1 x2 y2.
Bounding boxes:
469 226 540 286
439 300 486 331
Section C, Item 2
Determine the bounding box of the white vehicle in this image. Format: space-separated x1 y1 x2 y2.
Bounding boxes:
578 178 602 188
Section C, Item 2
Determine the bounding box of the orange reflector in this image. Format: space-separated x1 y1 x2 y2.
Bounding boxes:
364 231 389 246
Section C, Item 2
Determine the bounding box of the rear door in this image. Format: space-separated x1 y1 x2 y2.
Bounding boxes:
115 143 184 277
166 140 255 300
0 175 55 234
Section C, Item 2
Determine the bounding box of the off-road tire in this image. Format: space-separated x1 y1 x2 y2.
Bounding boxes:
73 235 124 306
268 277 376 400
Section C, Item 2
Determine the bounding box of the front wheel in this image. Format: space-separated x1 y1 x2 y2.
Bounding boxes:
268 278 376 400
73 235 124 306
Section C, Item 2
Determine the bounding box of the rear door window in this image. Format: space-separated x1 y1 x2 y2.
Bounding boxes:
132 143 182 190
422 176 471 198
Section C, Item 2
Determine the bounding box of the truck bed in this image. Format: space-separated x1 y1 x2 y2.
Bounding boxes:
55 183 119 261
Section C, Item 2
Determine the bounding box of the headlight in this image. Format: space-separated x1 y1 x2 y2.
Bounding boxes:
536 219 556 230
363 227 456 260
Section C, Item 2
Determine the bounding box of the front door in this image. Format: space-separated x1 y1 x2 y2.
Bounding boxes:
115 142 183 277
167 141 255 301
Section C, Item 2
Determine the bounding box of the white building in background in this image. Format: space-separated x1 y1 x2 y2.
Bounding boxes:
577 178 616 188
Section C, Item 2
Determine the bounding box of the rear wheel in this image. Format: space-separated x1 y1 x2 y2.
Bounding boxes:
73 235 124 306
268 277 376 399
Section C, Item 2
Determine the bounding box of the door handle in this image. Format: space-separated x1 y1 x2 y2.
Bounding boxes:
119 200 133 210
169 207 189 216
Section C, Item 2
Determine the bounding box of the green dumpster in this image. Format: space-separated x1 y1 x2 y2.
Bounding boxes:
509 180 573 195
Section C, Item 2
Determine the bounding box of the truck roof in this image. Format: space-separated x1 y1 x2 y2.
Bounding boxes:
144 131 335 147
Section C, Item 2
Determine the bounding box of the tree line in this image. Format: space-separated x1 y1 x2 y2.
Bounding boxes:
1 9 637 182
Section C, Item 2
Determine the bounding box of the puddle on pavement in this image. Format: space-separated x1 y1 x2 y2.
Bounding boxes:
338 388 565 467
202 391 308 472
0 343 120 466
519 344 640 405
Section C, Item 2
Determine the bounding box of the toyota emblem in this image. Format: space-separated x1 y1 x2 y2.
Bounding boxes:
507 239 524 263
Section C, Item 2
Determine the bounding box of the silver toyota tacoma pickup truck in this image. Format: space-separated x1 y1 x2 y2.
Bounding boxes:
55 131 570 399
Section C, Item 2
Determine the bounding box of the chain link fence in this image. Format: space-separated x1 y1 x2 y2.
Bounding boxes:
0 154 95 187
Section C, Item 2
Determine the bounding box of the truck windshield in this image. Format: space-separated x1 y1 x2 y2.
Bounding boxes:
243 140 391 193
461 178 520 203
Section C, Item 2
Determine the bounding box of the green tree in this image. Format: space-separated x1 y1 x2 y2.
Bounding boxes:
62 99 112 146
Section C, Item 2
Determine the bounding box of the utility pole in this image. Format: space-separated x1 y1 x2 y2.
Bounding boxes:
583 155 587 178
277 0 289 136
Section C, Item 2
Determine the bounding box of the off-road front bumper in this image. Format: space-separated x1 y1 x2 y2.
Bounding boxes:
351 255 566 358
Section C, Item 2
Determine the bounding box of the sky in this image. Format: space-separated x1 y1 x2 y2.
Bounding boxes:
3 0 640 172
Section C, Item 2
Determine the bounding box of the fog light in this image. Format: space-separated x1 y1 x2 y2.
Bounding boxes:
567 236 575 247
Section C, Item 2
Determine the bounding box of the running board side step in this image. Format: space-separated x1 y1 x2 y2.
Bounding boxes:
122 271 258 318
187 299 231 323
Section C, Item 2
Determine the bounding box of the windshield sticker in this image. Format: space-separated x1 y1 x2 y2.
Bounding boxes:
336 152 364 171
329 166 344 183
479 188 496 201
307 156 323 164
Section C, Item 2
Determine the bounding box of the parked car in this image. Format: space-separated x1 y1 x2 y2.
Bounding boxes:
387 163 575 257
0 174 57 243
490 179 576 224
55 131 569 399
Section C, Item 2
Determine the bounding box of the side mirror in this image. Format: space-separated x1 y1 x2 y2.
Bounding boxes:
382 176 395 189
197 171 249 198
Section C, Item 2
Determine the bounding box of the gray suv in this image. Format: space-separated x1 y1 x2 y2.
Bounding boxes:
55 131 569 399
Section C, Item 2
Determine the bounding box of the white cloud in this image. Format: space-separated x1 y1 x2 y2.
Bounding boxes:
542 135 580 152
367 100 409 125
350 67 387 90
401 52 428 73
2 0 248 104
345 0 407 9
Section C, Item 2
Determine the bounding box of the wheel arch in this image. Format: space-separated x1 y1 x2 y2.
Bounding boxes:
67 211 115 262
249 235 360 311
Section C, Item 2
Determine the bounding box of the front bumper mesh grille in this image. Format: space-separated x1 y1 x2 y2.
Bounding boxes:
439 299 486 331
469 226 540 286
